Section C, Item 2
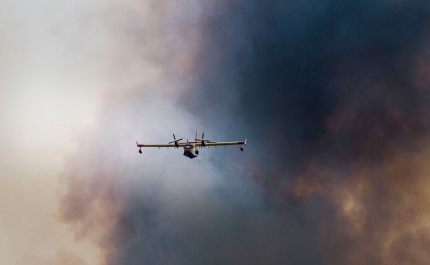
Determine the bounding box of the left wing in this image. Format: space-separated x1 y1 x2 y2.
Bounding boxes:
136 141 178 148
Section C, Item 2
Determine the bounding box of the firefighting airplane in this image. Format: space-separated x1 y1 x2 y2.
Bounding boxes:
136 131 246 159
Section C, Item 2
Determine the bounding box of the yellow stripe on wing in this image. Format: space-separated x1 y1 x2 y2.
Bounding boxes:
136 143 177 147
204 141 245 146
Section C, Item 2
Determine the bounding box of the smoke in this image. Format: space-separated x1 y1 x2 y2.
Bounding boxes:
59 88 322 264
52 0 430 265
182 0 430 264
58 1 325 265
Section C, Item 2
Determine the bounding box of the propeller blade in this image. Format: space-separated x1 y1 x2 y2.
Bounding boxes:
169 134 183 144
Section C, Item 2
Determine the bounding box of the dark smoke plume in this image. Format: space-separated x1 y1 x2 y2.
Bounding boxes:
183 0 430 264
59 0 430 265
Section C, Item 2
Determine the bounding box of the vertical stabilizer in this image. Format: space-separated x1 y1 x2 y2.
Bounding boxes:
195 130 198 142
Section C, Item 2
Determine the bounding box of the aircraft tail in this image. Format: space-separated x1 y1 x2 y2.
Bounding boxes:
195 130 198 142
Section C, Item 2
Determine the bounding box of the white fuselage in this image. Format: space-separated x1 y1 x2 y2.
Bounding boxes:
183 144 198 159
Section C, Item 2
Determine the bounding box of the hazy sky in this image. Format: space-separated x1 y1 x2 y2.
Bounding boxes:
0 0 166 264
2 1 430 265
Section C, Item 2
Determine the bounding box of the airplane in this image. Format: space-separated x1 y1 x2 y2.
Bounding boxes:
136 130 247 159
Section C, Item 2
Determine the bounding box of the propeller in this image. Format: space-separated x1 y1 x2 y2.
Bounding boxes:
168 134 183 148
196 133 211 147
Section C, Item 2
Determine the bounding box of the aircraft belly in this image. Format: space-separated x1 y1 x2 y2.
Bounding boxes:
183 149 197 159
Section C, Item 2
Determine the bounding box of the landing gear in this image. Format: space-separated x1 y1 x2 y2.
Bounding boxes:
139 149 142 154
240 144 244 151
196 150 199 155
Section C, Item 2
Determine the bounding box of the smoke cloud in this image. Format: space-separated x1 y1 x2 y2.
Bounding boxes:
49 0 430 265
182 0 430 264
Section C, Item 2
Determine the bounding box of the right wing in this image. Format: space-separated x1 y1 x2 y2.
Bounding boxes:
203 139 246 147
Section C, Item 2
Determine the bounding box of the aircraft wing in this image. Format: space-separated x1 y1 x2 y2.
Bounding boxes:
136 141 178 148
202 139 246 147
